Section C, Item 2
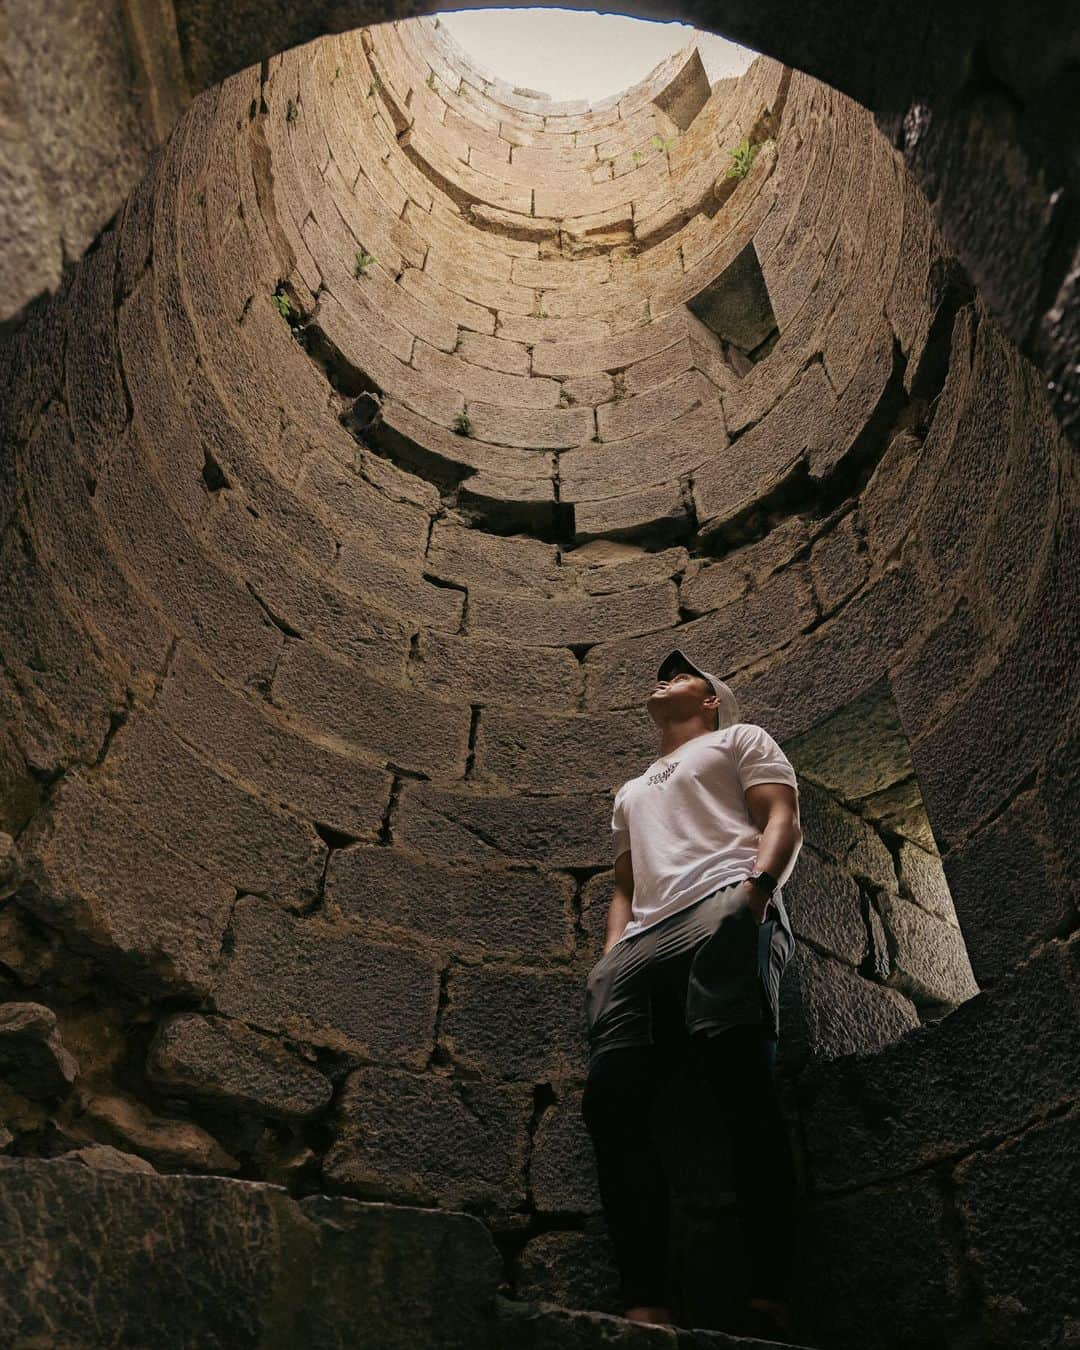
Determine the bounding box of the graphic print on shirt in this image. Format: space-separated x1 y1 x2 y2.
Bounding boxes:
646 761 679 786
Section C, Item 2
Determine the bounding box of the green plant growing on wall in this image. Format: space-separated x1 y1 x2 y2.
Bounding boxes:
354 249 377 277
426 72 437 90
272 289 298 323
631 150 643 165
453 410 472 436
285 98 299 123
725 136 760 180
651 133 677 152
368 73 383 97
332 66 341 83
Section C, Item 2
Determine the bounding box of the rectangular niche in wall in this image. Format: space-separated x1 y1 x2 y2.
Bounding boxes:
687 240 778 373
777 677 980 1070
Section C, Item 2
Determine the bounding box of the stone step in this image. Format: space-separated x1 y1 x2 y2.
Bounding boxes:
496 1295 819 1348
0 1158 820 1349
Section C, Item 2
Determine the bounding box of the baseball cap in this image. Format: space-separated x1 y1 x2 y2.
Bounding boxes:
656 649 741 729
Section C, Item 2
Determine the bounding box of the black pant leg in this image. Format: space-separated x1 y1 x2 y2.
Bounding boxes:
581 1042 674 1308
693 1024 799 1300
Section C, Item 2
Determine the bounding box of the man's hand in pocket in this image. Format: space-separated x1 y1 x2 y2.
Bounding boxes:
741 878 772 925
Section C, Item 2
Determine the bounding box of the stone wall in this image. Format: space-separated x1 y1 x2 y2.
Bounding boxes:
3 3 1075 460
0 19 1076 1350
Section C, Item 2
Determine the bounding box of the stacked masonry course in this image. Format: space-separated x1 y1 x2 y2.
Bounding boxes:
0 19 1076 1350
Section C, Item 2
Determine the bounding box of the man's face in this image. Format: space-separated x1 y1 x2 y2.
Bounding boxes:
647 668 718 726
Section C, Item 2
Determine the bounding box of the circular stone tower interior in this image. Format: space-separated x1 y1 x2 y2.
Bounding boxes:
0 14 1076 1350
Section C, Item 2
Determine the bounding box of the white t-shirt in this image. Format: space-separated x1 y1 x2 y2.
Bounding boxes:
609 722 799 947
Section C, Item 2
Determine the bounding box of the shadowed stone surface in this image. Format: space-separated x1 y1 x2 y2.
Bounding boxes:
793 1175 963 1350
0 1158 502 1349
323 1066 532 1209
147 1013 333 1119
955 1109 1080 1350
0 1002 78 1099
212 897 440 1062
799 935 1078 1190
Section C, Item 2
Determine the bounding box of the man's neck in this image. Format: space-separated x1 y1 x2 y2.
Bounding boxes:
657 720 716 757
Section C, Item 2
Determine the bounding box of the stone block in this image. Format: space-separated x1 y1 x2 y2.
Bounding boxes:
212 897 440 1063
0 1159 500 1348
652 49 711 130
941 790 1072 985
692 363 835 530
323 1066 531 1209
794 780 897 893
21 407 171 690
103 712 325 907
326 845 575 958
81 1093 239 1173
397 784 612 868
896 841 956 922
955 1111 1079 1350
782 845 868 966
15 775 235 997
858 429 923 565
562 402 728 502
59 1145 157 1175
157 643 391 842
273 639 471 779
877 893 979 1005
562 373 614 405
465 401 595 449
919 316 1016 587
530 1086 601 1214
889 599 989 746
0 528 120 769
441 965 587 1080
799 934 1079 1189
907 506 1076 848
577 546 689 595
680 518 809 617
733 555 928 746
147 1013 333 1120
455 331 531 376
572 481 690 543
530 311 688 378
513 1232 621 1314
409 630 582 711
427 518 563 594
596 371 720 443
95 431 280 686
334 542 466 630
474 708 656 792
413 341 561 409
780 943 920 1070
808 511 867 613
468 581 678 647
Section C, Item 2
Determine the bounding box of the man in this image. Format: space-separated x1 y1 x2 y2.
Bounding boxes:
580 648 805 1341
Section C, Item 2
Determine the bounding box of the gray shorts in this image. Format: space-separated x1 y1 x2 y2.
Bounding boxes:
583 880 796 1066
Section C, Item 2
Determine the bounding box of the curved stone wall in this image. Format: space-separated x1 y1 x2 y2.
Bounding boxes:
0 19 1076 1349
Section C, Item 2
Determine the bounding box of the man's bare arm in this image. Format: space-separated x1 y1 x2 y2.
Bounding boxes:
604 849 635 953
742 781 803 921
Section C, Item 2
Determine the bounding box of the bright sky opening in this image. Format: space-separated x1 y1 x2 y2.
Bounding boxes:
438 8 758 103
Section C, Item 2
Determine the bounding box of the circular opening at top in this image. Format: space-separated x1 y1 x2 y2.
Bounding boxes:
438 7 758 103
